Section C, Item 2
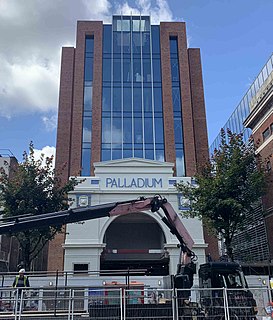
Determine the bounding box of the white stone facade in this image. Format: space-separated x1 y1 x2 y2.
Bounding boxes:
63 158 207 276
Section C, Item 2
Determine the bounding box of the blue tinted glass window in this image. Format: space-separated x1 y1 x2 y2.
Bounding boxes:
84 86 92 111
154 87 162 111
170 37 178 54
134 117 143 144
113 87 121 111
102 118 111 143
174 118 183 144
82 118 92 142
155 118 164 143
113 118 122 145
143 58 151 82
123 59 131 82
144 117 153 143
85 57 93 81
103 26 112 53
132 33 141 53
176 150 185 176
123 87 132 112
142 33 150 54
123 149 133 158
123 32 131 53
135 149 143 158
170 36 185 176
133 59 141 82
103 58 111 82
113 32 121 53
112 149 122 160
171 58 179 81
123 118 132 143
144 87 152 112
145 149 154 160
85 37 94 53
102 87 111 111
102 149 111 161
155 149 164 162
133 87 142 112
81 148 91 176
153 59 161 82
113 58 121 82
151 26 160 54
172 87 181 111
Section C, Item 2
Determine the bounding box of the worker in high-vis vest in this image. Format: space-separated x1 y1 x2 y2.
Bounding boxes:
12 269 30 292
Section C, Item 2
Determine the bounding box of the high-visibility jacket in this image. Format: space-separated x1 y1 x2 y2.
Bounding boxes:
12 275 29 288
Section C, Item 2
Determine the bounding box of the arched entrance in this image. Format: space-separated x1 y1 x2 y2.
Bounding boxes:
100 212 169 275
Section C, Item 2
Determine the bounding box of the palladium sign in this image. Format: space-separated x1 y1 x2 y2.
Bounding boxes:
105 177 163 189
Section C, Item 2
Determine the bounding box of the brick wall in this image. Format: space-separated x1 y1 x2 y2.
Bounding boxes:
160 22 196 176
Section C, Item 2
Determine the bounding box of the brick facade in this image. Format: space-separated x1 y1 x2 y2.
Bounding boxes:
160 22 197 176
51 18 216 271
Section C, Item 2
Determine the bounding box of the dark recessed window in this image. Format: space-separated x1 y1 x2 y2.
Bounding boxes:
262 128 270 141
74 264 88 274
270 123 273 133
266 161 272 172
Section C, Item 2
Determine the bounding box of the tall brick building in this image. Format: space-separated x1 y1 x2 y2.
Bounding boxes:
49 16 215 273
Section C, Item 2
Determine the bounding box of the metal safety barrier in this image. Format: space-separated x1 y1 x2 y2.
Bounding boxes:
0 286 271 319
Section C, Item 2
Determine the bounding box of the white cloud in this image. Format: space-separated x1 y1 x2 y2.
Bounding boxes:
114 0 174 24
33 146 56 167
42 114 58 132
0 0 112 118
0 0 174 118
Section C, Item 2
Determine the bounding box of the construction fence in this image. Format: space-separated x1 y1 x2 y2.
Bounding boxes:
0 286 272 319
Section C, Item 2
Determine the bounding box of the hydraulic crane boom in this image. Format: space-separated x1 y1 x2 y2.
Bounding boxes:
0 195 195 260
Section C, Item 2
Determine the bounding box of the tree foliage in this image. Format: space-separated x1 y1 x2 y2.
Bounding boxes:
176 129 267 261
0 142 77 270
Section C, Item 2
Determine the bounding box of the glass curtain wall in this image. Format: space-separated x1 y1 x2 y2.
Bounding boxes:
81 36 94 176
169 37 185 176
210 54 273 154
101 16 165 162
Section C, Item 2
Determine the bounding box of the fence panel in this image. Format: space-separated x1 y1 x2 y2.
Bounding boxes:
177 287 226 319
124 288 174 320
88 288 122 320
0 286 271 319
247 287 273 319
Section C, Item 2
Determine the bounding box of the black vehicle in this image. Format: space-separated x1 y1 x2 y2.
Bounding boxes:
199 262 257 319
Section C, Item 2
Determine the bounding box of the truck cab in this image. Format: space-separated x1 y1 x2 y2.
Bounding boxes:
199 262 257 319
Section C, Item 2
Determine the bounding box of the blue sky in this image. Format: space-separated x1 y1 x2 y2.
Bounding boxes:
0 0 272 161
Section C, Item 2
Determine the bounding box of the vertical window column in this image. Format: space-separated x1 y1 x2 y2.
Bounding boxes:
81 36 94 176
170 37 185 176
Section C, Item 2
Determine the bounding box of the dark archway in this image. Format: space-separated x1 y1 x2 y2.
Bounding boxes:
100 213 169 275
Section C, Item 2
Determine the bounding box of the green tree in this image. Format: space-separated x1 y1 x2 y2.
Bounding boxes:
176 129 267 261
0 142 77 270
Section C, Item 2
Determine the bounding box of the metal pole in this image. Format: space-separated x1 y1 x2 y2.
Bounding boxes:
120 288 123 320
65 271 68 288
71 289 75 320
174 288 178 320
0 275 4 298
123 287 126 320
223 288 230 320
54 269 59 317
14 289 18 319
67 288 72 320
18 289 24 320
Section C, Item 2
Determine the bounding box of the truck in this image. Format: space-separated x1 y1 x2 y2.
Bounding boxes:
0 195 257 318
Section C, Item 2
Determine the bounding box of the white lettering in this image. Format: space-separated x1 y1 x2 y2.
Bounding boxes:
105 177 163 189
